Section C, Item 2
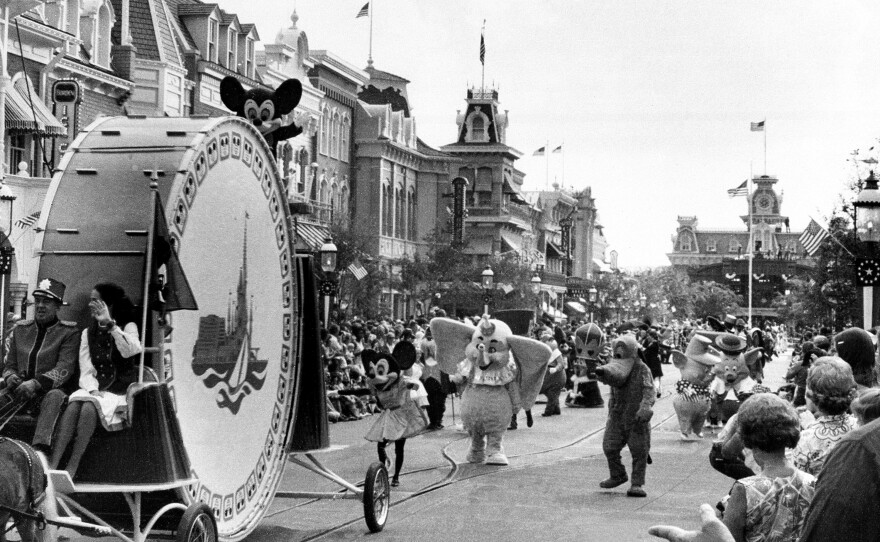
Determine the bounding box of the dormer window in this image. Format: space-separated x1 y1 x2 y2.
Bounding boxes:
208 18 219 63
245 37 255 78
227 30 237 69
79 0 113 69
465 108 490 143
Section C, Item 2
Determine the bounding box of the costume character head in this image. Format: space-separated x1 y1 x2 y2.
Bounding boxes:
575 322 605 378
711 333 762 385
429 315 551 409
361 349 401 392
220 76 303 150
594 334 640 388
671 333 719 387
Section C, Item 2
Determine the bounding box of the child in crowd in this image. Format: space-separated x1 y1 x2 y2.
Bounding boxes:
722 393 815 542
851 388 880 427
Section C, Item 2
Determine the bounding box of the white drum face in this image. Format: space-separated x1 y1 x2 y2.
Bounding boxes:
165 123 296 541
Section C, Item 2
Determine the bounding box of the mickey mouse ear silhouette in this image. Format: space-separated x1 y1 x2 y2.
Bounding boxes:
392 341 417 370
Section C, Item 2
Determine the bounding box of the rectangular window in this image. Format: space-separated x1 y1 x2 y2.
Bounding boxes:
246 38 254 78
680 238 691 251
706 239 717 252
227 31 236 69
8 134 31 176
729 239 739 253
208 19 219 63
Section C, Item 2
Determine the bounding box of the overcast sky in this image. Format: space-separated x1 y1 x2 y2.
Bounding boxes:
220 0 880 269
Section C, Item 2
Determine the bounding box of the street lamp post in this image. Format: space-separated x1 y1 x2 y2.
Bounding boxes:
531 273 542 323
588 286 598 323
0 180 15 357
854 171 880 329
481 265 494 316
319 237 338 329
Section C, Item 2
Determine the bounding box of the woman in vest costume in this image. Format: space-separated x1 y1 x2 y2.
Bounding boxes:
49 283 142 478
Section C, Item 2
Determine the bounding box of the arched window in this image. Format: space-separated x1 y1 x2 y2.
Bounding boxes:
340 115 350 162
395 186 404 238
331 111 340 159
407 189 416 241
330 181 338 214
465 109 490 143
383 180 393 236
319 107 329 155
96 3 112 67
320 178 329 205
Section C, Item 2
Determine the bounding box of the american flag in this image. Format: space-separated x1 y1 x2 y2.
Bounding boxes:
480 34 485 65
14 210 40 229
750 120 765 132
727 180 748 198
799 218 829 256
356 2 369 18
348 260 368 281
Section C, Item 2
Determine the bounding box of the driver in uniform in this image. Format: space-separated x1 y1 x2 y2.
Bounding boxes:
1 278 80 452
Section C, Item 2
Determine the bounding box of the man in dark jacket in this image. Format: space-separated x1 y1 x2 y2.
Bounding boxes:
1 279 80 451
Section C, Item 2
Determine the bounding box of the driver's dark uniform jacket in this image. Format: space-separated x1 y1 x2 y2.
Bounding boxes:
2 317 81 447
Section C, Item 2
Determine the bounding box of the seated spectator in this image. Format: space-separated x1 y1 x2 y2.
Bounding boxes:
851 388 880 427
722 393 815 542
792 357 857 476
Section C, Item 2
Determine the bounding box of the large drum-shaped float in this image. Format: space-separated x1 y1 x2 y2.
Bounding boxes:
36 115 300 541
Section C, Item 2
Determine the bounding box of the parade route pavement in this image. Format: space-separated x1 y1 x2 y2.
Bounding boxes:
252 348 792 541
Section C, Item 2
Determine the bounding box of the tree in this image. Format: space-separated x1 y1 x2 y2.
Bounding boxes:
329 224 385 318
691 281 742 319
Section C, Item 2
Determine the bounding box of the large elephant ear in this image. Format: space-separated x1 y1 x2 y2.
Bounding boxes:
429 318 475 374
508 336 552 410
744 347 763 369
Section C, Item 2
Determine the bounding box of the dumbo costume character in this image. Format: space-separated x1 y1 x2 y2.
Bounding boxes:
670 332 720 440
594 335 655 497
430 316 550 465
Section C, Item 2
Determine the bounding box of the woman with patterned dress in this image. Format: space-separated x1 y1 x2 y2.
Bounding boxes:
49 283 142 478
723 394 816 542
792 357 857 476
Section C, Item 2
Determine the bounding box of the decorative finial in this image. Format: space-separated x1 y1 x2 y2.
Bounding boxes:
291 9 298 28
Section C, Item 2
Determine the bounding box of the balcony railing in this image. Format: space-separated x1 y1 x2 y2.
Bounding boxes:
288 194 334 225
379 236 417 259
466 202 532 223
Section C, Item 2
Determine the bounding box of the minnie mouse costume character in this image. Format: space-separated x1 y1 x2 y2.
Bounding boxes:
353 346 426 487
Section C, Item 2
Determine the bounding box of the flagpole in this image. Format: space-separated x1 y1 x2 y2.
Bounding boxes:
763 119 767 175
747 166 753 328
480 20 485 91
561 142 565 188
368 0 374 67
545 139 550 189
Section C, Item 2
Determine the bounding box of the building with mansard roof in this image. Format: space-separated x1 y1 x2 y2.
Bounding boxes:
668 175 815 318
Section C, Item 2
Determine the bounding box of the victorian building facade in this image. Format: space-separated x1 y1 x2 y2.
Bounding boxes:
668 174 814 318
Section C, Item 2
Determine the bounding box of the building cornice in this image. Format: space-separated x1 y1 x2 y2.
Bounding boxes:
55 58 133 95
310 50 368 85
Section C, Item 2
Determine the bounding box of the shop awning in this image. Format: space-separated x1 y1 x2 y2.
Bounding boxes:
502 177 528 205
5 79 66 137
295 222 330 251
565 301 587 314
500 231 521 253
462 236 494 254
592 258 613 273
546 241 564 257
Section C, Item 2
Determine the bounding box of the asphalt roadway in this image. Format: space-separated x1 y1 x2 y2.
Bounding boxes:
252 349 792 542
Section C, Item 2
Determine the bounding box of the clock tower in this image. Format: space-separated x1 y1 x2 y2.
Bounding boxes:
741 175 788 254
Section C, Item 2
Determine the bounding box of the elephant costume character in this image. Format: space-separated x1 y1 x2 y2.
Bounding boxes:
430 316 550 466
594 334 655 497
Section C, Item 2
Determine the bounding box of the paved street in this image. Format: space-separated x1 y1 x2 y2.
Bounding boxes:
247 349 791 541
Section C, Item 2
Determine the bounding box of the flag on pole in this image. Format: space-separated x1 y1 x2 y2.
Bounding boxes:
533 146 545 156
750 120 765 132
348 260 368 281
552 144 563 153
356 2 369 18
727 180 748 198
799 218 830 256
14 210 39 229
150 192 198 312
861 157 879 165
479 23 486 64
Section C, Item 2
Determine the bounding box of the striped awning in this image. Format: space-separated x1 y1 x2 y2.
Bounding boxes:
295 222 330 251
6 79 66 137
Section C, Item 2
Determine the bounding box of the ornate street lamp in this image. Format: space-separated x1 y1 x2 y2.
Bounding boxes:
481 265 494 316
531 272 542 322
319 237 338 328
588 286 598 323
854 171 880 329
0 180 14 360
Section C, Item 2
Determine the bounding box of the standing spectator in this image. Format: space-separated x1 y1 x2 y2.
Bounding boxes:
792 357 857 476
722 394 815 542
419 328 448 430
539 334 566 417
641 328 663 398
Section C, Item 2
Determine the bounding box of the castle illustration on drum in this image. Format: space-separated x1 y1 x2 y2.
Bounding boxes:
191 217 268 414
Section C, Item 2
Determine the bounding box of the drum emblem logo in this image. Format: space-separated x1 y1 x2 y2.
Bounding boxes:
191 220 268 414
